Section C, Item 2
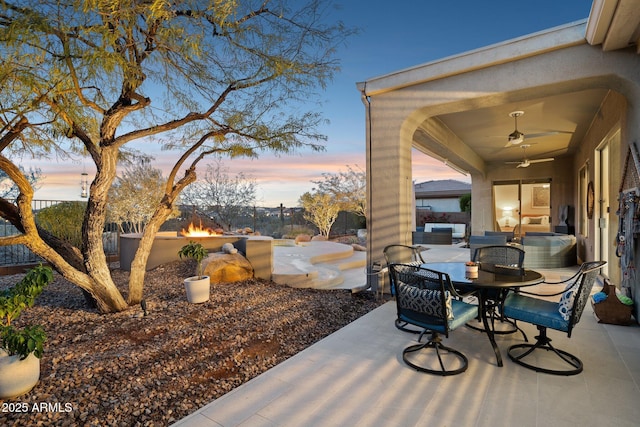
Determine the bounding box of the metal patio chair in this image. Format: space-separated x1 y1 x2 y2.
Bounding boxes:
465 245 526 335
503 260 606 375
389 263 478 375
384 244 427 333
383 244 426 267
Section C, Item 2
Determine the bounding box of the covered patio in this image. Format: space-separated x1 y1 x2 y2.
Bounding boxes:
174 244 640 426
357 0 640 320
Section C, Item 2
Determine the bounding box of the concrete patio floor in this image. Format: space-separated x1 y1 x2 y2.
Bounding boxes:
173 244 640 427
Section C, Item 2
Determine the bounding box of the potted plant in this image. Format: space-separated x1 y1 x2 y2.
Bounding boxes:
465 261 479 278
0 264 53 398
178 241 210 303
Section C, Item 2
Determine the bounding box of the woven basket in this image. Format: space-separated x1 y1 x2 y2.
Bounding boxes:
592 280 633 325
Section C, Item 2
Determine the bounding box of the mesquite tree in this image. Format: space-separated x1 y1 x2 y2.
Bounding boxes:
0 0 351 312
181 160 257 231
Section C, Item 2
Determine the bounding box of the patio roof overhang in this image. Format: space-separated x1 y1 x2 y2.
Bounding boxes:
356 0 640 175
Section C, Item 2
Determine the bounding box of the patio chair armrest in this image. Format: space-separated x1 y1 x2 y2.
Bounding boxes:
449 283 477 299
540 265 585 285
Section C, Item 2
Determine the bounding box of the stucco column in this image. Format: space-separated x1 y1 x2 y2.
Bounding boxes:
362 90 415 283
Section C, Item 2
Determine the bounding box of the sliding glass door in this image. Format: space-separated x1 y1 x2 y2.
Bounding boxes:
493 180 552 237
493 181 519 233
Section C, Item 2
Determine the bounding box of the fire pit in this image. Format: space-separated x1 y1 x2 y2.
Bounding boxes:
119 227 273 280
179 221 225 237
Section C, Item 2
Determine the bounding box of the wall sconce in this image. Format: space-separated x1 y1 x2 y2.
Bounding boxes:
80 172 89 198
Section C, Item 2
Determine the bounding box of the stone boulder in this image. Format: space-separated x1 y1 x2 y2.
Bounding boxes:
202 253 254 283
221 242 238 254
294 234 311 244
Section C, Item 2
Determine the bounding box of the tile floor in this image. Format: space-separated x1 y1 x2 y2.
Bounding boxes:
173 245 640 427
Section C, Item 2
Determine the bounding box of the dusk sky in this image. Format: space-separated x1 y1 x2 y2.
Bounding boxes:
27 0 593 207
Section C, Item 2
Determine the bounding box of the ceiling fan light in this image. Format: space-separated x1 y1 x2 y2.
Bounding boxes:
508 130 524 144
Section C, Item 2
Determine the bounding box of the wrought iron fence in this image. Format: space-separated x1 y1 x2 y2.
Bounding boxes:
0 200 119 267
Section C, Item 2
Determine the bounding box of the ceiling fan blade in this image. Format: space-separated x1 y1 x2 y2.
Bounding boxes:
528 157 554 163
525 131 572 139
503 130 571 147
506 156 553 168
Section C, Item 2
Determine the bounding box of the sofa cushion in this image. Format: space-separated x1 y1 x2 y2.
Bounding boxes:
422 223 466 238
521 235 577 268
484 231 514 242
521 235 575 246
469 235 507 245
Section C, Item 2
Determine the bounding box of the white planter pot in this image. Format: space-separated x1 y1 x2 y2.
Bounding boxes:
184 276 210 303
0 349 40 399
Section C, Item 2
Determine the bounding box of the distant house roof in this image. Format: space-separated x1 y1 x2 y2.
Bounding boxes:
414 179 471 199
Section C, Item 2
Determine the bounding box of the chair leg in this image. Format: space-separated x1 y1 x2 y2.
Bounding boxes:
402 332 469 376
507 325 583 375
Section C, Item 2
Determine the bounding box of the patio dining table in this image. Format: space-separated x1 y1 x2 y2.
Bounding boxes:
422 261 545 367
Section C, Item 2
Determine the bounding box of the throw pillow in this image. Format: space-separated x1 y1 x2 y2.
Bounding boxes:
398 283 453 320
558 281 578 321
528 217 543 224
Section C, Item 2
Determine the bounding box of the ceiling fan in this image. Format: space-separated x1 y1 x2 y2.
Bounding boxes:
504 111 566 148
505 144 554 168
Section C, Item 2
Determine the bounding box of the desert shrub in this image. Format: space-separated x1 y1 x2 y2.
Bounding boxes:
459 193 471 213
280 226 317 239
36 201 86 248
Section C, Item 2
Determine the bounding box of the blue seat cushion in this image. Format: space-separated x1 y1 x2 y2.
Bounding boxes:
503 292 569 332
399 299 478 333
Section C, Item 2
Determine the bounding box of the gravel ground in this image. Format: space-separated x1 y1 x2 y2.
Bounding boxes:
1 261 384 426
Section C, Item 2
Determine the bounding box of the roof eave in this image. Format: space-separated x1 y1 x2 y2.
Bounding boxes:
357 20 588 97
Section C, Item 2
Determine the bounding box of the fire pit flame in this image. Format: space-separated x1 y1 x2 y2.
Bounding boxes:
180 221 221 237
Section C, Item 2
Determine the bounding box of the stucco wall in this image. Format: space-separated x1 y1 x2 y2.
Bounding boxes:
573 91 628 287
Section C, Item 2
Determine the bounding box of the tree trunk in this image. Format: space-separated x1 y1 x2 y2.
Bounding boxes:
127 206 171 304
22 220 128 313
127 175 196 304
79 146 129 313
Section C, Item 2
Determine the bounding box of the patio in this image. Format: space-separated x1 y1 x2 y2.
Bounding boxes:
173 245 640 427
